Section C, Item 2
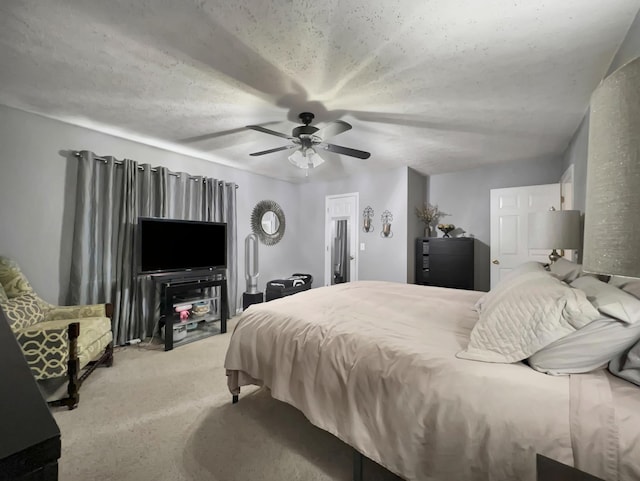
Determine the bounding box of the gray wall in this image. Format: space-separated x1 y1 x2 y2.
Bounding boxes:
607 10 640 77
297 167 409 287
0 105 304 309
407 168 427 284
428 157 564 292
562 10 640 212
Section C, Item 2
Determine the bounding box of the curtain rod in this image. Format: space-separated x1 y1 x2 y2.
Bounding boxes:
72 151 239 188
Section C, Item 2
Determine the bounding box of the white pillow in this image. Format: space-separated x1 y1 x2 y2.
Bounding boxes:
572 276 640 324
609 275 640 300
549 258 583 283
474 262 547 313
457 271 600 363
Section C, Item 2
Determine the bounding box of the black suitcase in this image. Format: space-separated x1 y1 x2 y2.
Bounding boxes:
265 273 313 301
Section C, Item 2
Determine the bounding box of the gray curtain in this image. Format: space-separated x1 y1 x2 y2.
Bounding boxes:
69 151 237 344
333 219 349 284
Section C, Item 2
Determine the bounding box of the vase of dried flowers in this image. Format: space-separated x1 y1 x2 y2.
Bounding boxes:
415 203 447 237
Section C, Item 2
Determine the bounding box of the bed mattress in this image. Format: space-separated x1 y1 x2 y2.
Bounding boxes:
224 280 640 481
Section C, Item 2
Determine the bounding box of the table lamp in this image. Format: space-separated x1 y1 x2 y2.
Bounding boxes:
528 208 581 263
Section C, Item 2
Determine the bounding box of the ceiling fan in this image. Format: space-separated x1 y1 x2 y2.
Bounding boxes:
246 112 371 171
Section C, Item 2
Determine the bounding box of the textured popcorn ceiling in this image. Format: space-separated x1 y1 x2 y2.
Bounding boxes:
0 0 638 182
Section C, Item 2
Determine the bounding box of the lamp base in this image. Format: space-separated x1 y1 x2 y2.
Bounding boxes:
548 249 562 263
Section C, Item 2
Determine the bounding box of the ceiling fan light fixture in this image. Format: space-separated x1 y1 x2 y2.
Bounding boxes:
288 148 325 170
249 112 370 167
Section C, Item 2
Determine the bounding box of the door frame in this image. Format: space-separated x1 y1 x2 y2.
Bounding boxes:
325 192 359 286
560 164 576 261
560 164 575 210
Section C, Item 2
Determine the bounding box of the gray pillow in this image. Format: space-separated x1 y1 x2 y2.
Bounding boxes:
529 277 640 375
549 258 582 283
572 276 640 324
528 314 640 375
609 338 640 387
609 275 640 300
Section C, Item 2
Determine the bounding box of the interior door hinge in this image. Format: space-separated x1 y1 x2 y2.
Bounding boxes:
561 195 565 203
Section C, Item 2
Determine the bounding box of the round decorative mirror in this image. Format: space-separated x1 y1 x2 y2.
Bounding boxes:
251 200 285 245
261 211 280 235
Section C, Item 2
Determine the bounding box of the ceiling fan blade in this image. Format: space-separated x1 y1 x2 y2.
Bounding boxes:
246 125 294 140
180 121 283 144
320 142 371 159
313 120 352 140
250 144 299 156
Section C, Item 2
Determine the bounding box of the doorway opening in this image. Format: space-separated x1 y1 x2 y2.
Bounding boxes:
325 193 359 286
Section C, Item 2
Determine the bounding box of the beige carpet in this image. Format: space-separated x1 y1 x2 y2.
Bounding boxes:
52 319 402 481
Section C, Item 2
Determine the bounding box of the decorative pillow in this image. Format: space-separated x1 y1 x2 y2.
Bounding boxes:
572 276 640 324
528 312 640 375
549 258 583 283
474 261 547 313
0 283 7 304
0 256 35 298
457 271 600 363
0 293 45 331
609 275 640 300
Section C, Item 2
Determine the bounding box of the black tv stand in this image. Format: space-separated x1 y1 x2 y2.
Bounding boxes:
154 269 228 351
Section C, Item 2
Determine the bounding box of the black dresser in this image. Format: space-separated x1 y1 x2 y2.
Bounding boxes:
415 237 474 290
0 306 60 480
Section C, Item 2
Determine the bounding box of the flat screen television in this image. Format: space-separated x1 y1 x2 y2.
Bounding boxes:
137 217 227 274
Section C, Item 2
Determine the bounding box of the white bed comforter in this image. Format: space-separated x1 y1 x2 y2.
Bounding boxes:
224 281 640 481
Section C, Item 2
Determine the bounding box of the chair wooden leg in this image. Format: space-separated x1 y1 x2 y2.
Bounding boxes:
66 322 80 409
66 362 80 410
104 342 114 367
48 322 80 410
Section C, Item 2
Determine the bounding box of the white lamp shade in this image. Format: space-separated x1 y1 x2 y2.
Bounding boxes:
288 150 305 167
528 210 581 250
584 56 640 277
288 148 325 169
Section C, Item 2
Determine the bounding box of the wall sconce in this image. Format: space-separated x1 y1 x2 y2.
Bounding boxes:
362 206 374 233
380 210 393 238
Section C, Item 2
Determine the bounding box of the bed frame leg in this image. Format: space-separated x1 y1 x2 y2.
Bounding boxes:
353 449 363 481
232 394 238 404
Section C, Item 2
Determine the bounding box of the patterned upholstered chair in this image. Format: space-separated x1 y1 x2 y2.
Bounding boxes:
0 256 113 409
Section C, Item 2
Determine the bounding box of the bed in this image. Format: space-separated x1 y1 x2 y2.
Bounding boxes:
224 280 640 481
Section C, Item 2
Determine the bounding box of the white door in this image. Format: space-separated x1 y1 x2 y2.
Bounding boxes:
325 193 359 286
490 184 561 288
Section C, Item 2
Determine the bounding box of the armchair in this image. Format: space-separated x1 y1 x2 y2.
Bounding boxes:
0 257 113 409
